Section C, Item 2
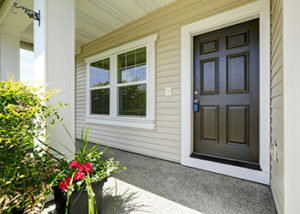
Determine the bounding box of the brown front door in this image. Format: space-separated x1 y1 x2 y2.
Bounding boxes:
193 19 259 168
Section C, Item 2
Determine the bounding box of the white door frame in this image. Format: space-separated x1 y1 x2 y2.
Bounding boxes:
180 0 270 184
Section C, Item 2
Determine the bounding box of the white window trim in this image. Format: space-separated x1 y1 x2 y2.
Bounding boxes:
85 34 157 129
181 0 270 184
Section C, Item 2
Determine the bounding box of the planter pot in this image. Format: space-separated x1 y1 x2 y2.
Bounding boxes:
53 178 107 214
11 208 25 214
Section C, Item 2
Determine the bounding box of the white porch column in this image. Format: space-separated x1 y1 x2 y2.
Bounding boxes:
0 33 20 81
283 0 300 213
34 0 75 156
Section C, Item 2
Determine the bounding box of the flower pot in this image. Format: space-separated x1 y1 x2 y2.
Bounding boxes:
53 178 107 214
11 208 25 214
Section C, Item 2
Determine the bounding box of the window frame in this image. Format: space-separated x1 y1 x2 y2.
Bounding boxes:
85 34 157 129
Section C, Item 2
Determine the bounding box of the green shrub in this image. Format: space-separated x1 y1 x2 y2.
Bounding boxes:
0 79 63 213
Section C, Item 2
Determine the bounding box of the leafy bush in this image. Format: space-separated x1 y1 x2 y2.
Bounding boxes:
0 79 63 213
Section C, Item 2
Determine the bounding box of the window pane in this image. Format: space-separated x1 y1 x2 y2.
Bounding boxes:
117 47 146 83
90 58 110 87
136 47 146 64
127 50 135 67
119 84 146 116
91 89 110 114
136 65 146 81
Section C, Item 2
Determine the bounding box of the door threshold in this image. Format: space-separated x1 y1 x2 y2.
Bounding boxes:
191 153 260 170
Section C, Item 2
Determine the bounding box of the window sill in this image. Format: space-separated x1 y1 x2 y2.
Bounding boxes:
85 115 155 130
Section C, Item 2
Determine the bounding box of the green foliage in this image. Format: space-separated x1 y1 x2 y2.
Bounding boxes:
0 79 63 213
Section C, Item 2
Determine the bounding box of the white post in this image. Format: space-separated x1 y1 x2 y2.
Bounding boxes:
283 0 300 213
0 33 20 81
34 0 75 157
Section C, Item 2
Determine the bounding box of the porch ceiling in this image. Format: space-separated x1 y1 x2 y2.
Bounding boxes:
19 0 176 53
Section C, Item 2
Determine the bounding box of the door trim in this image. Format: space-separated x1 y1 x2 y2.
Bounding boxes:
180 0 270 184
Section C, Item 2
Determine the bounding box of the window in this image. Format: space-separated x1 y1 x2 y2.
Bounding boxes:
85 34 157 129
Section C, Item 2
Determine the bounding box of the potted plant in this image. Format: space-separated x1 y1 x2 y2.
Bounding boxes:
52 128 125 214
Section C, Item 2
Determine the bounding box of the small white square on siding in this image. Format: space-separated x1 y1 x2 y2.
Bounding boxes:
165 87 172 96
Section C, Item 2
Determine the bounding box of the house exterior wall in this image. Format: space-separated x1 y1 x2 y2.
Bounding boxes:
75 0 256 162
270 0 284 213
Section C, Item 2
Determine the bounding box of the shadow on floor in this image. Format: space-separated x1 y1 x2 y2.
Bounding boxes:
102 186 146 214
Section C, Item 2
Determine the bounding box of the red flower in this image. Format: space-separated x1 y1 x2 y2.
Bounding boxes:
74 171 85 180
78 164 85 172
59 180 68 191
69 161 80 169
83 162 92 174
65 177 72 185
59 177 72 191
68 161 92 174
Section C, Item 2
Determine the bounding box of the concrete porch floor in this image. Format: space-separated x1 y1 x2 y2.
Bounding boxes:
44 144 277 214
101 147 276 214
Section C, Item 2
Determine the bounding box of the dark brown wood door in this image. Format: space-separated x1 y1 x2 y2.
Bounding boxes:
193 19 259 167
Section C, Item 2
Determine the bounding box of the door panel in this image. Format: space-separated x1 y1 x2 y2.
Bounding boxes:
193 19 259 165
200 39 219 54
227 105 249 145
200 58 219 94
227 52 249 93
200 106 219 142
227 31 248 49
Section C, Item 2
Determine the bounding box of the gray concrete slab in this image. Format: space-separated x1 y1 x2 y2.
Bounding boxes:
101 147 277 214
43 143 277 214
